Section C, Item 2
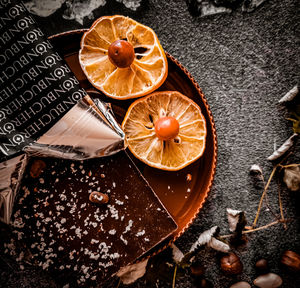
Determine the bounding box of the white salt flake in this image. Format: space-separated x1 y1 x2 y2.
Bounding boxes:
115 199 124 205
109 229 116 235
108 205 119 220
124 220 133 233
120 235 128 245
136 230 145 237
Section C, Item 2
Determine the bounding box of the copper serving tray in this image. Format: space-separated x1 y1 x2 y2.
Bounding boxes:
49 29 217 243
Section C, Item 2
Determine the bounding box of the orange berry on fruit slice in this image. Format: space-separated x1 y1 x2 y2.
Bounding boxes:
108 40 135 68
79 15 168 99
122 91 207 171
155 116 180 141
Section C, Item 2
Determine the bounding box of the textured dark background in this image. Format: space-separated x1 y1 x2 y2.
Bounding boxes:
1 0 299 287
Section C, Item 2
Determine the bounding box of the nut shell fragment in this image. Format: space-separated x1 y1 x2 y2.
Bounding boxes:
281 250 300 272
30 160 46 178
89 191 109 204
220 252 243 275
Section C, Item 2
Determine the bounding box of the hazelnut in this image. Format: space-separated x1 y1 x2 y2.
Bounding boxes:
281 250 300 272
255 258 269 274
230 282 251 288
108 40 135 68
253 273 282 288
30 159 46 178
89 191 109 204
220 253 243 275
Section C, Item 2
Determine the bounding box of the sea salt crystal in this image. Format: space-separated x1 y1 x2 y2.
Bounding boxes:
75 228 82 239
108 205 119 220
59 194 67 201
90 222 97 228
120 235 128 245
82 265 89 274
93 194 103 202
69 250 75 260
124 220 133 233
56 205 65 211
110 252 120 259
109 229 116 235
115 199 124 205
90 253 100 260
136 230 145 237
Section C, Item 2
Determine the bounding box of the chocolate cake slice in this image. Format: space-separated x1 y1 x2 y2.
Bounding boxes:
7 151 177 286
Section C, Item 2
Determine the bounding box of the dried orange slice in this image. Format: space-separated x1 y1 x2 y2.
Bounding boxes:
79 15 168 99
122 91 207 171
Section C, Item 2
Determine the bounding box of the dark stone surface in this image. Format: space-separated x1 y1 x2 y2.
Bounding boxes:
1 0 299 287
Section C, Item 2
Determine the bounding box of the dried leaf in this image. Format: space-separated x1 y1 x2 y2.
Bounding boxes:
283 166 300 192
208 237 230 253
189 226 219 253
171 244 184 264
116 259 148 285
267 134 298 161
227 208 246 233
250 164 263 175
250 164 264 189
279 86 299 103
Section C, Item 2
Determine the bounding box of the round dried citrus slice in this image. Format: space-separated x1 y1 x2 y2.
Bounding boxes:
122 91 207 171
79 15 168 99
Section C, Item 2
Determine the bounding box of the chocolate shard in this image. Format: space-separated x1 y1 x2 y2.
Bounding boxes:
7 151 177 286
0 154 28 224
